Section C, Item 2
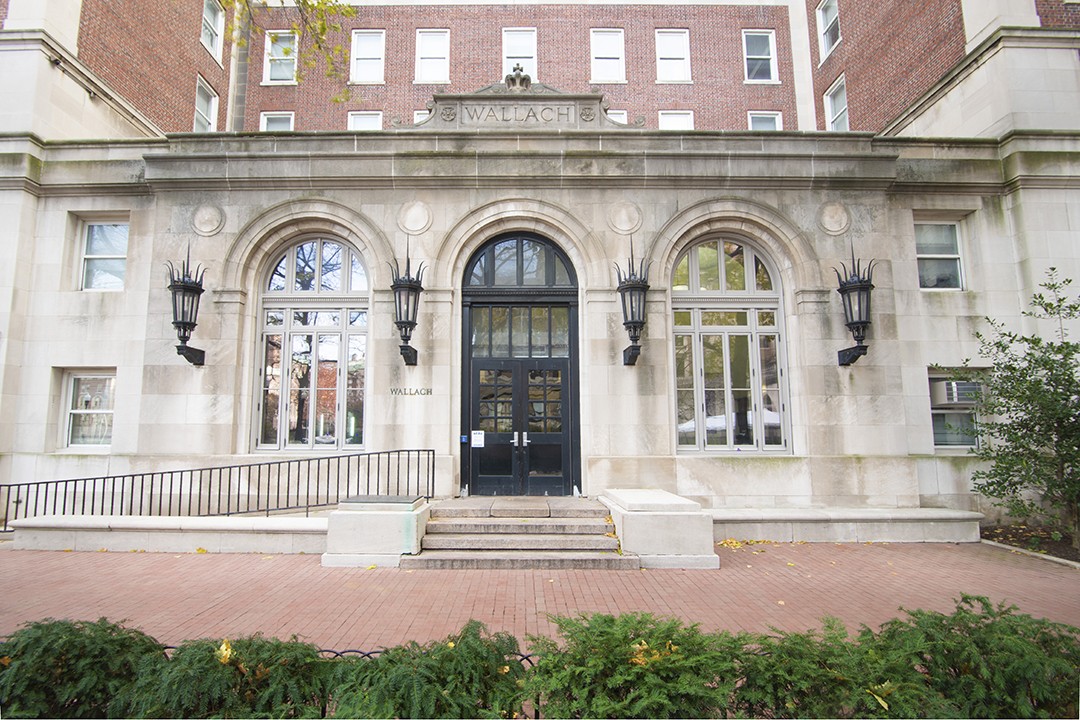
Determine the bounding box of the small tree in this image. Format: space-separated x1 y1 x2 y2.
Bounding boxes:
224 0 357 90
959 269 1080 548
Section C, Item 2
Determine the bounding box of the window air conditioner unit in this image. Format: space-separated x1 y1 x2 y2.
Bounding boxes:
930 380 979 406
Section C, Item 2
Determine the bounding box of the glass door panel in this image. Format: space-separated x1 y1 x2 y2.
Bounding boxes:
260 334 283 445
729 334 754 446
287 334 313 445
314 334 339 444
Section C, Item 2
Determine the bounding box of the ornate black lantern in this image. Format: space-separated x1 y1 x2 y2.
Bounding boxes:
166 252 206 366
389 244 425 366
614 237 650 365
834 249 875 366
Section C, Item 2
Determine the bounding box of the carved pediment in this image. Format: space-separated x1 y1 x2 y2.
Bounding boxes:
405 69 639 130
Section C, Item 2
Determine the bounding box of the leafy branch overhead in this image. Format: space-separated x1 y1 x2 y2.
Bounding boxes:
222 0 357 88
955 268 1080 549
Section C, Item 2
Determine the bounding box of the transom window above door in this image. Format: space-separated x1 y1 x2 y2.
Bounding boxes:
259 238 369 451
671 237 788 453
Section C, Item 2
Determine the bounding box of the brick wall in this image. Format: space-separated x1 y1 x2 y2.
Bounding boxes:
0 0 9 27
241 4 798 131
77 0 232 133
1036 0 1080 27
805 0 965 132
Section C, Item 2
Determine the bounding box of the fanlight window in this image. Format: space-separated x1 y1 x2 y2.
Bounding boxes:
258 238 369 450
465 236 575 289
672 238 787 452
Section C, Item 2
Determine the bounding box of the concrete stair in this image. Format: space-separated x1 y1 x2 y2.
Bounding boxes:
399 497 641 569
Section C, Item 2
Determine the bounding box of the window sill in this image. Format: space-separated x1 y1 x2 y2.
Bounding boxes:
414 80 451 85
201 42 224 69
589 79 628 85
56 446 112 455
743 79 781 85
655 80 693 85
261 81 298 87
919 287 965 292
349 80 386 86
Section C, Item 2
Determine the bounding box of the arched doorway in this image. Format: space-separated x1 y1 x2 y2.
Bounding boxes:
460 232 580 496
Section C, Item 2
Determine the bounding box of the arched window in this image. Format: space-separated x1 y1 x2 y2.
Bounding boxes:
257 238 369 450
672 237 787 452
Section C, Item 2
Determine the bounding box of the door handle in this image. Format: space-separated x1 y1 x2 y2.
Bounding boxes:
522 432 530 446
513 431 519 447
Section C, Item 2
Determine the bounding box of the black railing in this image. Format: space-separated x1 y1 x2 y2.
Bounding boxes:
0 449 435 533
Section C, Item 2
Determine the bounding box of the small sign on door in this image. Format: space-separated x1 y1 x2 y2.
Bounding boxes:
470 430 485 448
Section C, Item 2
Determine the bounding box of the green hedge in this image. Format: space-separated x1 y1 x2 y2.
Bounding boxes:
1 596 1077 718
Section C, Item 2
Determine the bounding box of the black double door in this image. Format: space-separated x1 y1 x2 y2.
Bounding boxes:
468 356 571 495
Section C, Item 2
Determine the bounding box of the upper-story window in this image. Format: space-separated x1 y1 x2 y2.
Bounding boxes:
348 111 383 130
590 28 626 83
260 112 295 131
655 29 691 83
743 30 778 83
351 30 385 84
415 29 450 83
264 31 297 83
607 109 628 124
748 111 782 130
81 221 128 291
915 223 964 290
817 0 841 60
503 28 537 78
658 110 694 130
825 75 848 131
194 76 217 132
200 0 225 60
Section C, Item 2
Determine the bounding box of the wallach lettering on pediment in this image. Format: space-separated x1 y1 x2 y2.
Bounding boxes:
404 64 641 131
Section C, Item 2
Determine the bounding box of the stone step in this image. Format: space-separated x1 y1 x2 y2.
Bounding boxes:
431 497 609 519
399 550 640 570
422 532 619 551
425 517 613 535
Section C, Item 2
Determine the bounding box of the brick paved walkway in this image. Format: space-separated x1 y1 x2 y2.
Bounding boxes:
1 542 1077 651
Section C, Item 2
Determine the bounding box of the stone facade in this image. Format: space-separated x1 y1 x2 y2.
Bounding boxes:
0 1 1078 532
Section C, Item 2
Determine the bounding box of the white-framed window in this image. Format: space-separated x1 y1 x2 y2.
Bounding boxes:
825 74 848 131
259 238 370 450
194 76 217 132
606 109 628 124
503 27 537 79
201 0 225 60
673 239 787 452
590 28 626 83
929 376 979 448
658 110 694 130
348 111 383 130
655 29 691 83
350 30 385 84
915 223 964 290
81 221 128 291
743 30 778 83
748 111 782 130
817 0 841 60
413 109 431 124
415 29 450 84
264 31 297 84
260 112 295 131
65 373 116 447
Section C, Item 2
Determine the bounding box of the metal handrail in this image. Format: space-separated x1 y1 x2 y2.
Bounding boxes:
0 449 435 533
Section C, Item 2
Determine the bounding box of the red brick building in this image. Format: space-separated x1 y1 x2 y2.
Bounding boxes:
12 0 1070 134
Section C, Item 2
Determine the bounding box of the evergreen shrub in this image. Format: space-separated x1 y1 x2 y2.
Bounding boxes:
525 611 742 719
330 619 525 719
115 634 331 718
0 617 164 719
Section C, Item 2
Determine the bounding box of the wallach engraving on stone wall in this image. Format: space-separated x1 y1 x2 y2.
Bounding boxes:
389 387 433 396
410 66 633 131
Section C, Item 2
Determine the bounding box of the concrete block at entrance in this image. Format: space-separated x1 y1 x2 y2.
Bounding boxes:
600 489 720 569
321 495 430 568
